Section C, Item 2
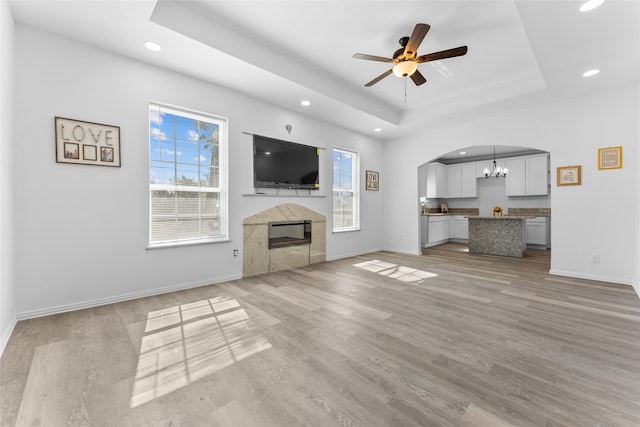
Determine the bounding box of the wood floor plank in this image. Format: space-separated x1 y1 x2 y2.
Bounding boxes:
2 243 639 426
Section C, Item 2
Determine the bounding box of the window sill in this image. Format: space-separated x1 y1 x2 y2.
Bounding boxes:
147 237 230 250
332 227 360 234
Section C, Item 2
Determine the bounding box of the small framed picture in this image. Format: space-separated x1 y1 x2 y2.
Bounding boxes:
63 142 80 159
100 146 115 163
598 146 622 170
366 170 379 191
557 165 581 186
83 144 97 161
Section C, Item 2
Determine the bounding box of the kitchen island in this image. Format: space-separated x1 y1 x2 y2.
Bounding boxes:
466 216 535 257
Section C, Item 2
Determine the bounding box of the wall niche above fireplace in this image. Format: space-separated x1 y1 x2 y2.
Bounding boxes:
243 204 326 277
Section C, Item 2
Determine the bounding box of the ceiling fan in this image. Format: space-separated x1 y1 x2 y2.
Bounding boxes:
353 23 468 87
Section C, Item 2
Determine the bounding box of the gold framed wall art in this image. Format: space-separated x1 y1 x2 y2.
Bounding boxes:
557 165 581 186
598 146 622 170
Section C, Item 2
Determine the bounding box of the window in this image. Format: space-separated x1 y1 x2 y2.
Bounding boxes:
333 148 359 231
149 103 227 247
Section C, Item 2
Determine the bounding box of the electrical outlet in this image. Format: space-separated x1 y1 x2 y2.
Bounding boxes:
233 249 238 257
592 255 600 263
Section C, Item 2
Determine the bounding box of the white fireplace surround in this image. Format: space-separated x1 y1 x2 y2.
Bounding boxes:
242 204 326 277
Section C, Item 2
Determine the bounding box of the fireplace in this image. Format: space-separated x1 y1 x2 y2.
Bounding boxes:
268 220 311 249
242 203 326 277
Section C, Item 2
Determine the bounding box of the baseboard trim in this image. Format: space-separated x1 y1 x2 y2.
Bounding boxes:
379 247 422 257
326 248 384 262
1 316 17 358
549 269 633 286
15 274 243 321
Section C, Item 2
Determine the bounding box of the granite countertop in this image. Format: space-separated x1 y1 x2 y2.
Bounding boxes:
507 208 551 217
421 208 480 217
421 207 550 218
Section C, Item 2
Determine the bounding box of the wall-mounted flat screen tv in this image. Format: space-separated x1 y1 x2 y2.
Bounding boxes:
253 134 319 190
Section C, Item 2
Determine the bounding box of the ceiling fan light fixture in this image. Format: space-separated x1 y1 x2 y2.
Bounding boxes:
143 41 162 52
392 61 418 78
580 0 605 12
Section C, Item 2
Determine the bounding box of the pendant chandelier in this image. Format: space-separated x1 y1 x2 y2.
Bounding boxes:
483 146 509 178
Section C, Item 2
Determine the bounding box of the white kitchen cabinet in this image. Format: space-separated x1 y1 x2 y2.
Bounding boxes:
446 165 462 198
452 216 469 240
446 163 477 198
460 163 477 198
426 163 447 198
505 157 526 196
427 215 452 244
526 217 550 247
525 155 549 195
506 154 549 196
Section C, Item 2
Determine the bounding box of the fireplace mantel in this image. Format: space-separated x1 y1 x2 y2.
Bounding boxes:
243 204 326 277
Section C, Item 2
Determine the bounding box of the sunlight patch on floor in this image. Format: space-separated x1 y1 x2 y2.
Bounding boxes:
352 260 438 283
130 296 271 408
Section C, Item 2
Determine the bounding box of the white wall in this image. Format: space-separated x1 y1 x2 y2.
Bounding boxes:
0 0 16 355
384 85 639 286
13 25 384 318
636 82 640 295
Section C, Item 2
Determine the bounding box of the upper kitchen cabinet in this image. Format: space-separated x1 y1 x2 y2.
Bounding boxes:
446 165 461 198
426 162 447 198
461 163 477 197
505 153 549 196
447 163 477 198
525 155 549 195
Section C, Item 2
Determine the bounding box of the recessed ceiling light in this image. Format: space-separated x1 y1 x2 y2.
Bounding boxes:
583 69 600 77
374 128 382 132
301 100 311 106
144 41 162 52
459 151 466 155
580 0 605 12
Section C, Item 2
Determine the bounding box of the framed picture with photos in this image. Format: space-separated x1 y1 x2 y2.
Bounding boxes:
55 116 121 167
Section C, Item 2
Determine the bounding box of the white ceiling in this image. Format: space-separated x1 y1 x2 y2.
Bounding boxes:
9 0 640 148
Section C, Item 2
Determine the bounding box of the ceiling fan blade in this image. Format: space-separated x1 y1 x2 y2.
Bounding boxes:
416 46 468 63
403 23 430 59
353 53 395 63
410 70 427 86
364 69 393 87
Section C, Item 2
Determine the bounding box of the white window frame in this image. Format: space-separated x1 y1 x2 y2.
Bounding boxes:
332 147 360 232
148 102 228 248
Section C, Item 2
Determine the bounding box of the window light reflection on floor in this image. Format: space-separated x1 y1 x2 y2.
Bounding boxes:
352 260 437 283
130 296 271 408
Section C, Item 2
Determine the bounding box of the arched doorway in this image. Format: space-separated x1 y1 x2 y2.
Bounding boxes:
418 145 551 255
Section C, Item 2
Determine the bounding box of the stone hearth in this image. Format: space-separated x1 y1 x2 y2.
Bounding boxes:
243 203 326 277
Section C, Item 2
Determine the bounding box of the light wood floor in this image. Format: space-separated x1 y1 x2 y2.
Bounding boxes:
2 243 640 426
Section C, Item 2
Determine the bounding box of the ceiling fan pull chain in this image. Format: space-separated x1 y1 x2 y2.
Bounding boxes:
404 78 407 103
